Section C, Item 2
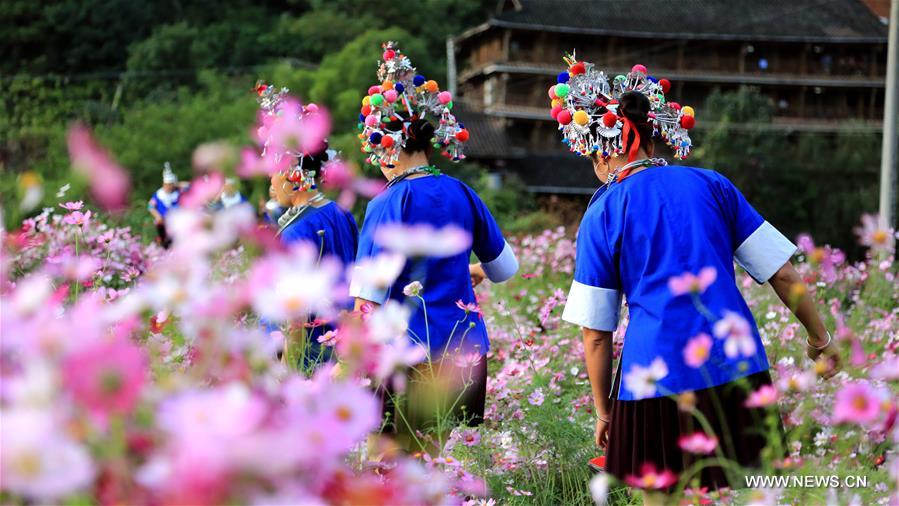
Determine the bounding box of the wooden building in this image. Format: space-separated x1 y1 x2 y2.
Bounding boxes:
450 0 889 193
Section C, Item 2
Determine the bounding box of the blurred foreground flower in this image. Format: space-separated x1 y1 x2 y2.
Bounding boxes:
375 223 472 258
66 123 130 211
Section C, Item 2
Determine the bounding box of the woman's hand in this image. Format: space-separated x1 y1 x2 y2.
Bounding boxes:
595 416 610 449
806 338 841 379
469 263 487 288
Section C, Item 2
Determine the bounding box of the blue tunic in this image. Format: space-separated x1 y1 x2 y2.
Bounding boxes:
352 175 518 358
148 188 181 217
277 201 359 359
562 166 797 401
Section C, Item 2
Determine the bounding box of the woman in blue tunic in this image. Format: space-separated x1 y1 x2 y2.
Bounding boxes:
270 148 358 368
147 163 187 249
554 59 840 490
351 43 518 448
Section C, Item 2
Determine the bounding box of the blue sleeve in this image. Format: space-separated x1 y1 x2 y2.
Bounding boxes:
561 207 623 331
464 184 518 283
713 172 797 283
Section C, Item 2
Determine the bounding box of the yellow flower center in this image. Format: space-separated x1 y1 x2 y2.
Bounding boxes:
336 405 352 422
12 453 42 477
872 230 888 244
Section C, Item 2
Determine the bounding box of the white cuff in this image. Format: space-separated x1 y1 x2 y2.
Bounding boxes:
481 241 518 283
348 267 389 304
735 221 798 284
561 280 621 331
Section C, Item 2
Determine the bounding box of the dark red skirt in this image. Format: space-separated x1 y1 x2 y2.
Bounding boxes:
606 369 784 490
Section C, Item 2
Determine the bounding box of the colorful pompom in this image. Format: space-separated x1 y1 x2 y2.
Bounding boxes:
368 85 381 96
425 80 439 93
364 115 379 127
395 83 405 93
369 132 383 144
362 96 371 107
383 49 396 60
557 110 572 125
455 129 470 142
569 62 586 75
681 106 695 117
438 91 453 104
370 93 385 106
659 79 671 93
413 75 426 86
602 111 618 128
384 89 398 103
548 86 558 100
380 135 394 148
680 115 695 129
573 110 590 126
555 83 570 98
669 102 681 110
631 64 647 74
550 105 563 119
557 72 570 84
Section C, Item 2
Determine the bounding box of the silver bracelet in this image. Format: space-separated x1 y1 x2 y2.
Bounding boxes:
806 331 832 351
597 414 610 423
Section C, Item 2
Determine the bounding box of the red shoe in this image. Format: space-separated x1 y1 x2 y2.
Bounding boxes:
588 455 606 472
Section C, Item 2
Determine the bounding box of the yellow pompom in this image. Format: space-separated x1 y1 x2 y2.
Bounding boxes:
573 110 590 126
362 96 371 106
681 106 695 117
551 98 562 108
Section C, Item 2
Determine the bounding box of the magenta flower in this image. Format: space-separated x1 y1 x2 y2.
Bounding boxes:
374 223 472 258
683 333 712 368
66 123 131 211
624 463 678 490
179 172 224 209
678 432 718 454
456 299 482 315
59 201 83 211
63 210 91 227
744 384 778 408
317 329 340 347
62 338 148 417
833 382 884 426
667 266 717 296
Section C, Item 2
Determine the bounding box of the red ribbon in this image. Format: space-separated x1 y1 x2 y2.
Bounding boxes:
617 117 642 181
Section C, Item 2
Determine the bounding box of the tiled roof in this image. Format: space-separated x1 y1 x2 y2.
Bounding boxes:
491 0 888 42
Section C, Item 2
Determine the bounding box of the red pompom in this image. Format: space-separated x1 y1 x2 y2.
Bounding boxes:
669 102 681 110
680 115 696 129
659 78 671 94
557 110 572 125
548 86 558 100
380 135 395 148
569 62 586 75
455 129 470 142
368 85 381 96
550 105 562 119
361 105 372 116
602 111 618 128
383 49 396 60
631 64 647 74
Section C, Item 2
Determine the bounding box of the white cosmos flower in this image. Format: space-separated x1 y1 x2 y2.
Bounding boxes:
374 223 471 258
623 357 669 400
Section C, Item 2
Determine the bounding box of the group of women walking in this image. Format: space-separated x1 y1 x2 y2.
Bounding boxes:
258 44 841 493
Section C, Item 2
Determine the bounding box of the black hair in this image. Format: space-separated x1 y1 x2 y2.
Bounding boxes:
298 142 330 178
384 115 435 157
618 91 654 154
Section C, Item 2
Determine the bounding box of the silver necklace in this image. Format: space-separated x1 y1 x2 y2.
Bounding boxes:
276 193 326 234
604 157 668 187
385 165 440 189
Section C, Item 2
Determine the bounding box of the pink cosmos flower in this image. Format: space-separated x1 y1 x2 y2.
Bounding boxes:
179 172 224 209
456 299 482 315
683 333 713 368
62 337 148 417
624 463 678 490
317 329 340 347
528 388 545 406
855 214 896 252
871 356 899 380
374 223 472 258
63 210 91 227
460 429 481 446
678 432 719 454
833 382 884 426
713 311 757 358
59 201 83 211
745 384 778 408
668 266 717 296
67 123 131 211
454 351 483 369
